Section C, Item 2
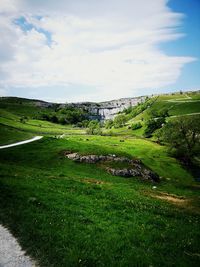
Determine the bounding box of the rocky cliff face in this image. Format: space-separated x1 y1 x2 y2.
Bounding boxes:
67 96 146 120
34 95 146 120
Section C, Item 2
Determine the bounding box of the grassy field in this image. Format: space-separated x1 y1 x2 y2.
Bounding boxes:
0 136 200 267
0 108 86 137
0 125 34 145
0 94 200 266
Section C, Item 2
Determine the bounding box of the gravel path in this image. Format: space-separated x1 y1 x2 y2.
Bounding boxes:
0 225 36 267
0 136 43 150
0 137 42 266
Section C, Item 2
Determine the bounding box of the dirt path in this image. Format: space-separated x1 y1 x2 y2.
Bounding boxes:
0 136 43 150
0 225 36 267
170 112 200 118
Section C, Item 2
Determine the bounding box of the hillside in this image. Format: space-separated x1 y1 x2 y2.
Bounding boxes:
105 90 200 137
0 91 200 267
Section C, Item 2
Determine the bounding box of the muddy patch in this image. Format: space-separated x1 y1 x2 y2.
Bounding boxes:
82 178 110 185
145 191 200 214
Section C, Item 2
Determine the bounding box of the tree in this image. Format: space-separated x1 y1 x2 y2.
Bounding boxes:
50 115 59 123
20 116 27 123
113 114 127 128
144 108 169 137
81 120 89 128
131 122 142 130
105 119 113 129
158 116 200 164
87 120 102 135
144 117 165 137
148 108 169 119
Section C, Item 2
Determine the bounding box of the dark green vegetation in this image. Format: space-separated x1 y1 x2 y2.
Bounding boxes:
0 97 90 128
87 120 102 135
0 92 200 267
158 116 200 165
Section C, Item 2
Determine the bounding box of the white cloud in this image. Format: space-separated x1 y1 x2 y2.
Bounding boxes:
0 0 196 101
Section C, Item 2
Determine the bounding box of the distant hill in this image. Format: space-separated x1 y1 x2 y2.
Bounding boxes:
0 95 146 120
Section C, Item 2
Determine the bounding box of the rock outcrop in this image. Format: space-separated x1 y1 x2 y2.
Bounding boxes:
61 96 146 120
64 152 160 182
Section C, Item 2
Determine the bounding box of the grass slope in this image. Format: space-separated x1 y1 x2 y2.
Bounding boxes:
0 124 34 145
124 92 200 137
0 108 85 140
0 136 200 267
133 92 200 122
0 93 200 266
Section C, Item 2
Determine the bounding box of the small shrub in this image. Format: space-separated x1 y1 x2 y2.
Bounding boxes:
87 120 102 135
131 122 142 130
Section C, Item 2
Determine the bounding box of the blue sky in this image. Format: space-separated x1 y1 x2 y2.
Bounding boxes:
160 0 200 92
0 0 199 102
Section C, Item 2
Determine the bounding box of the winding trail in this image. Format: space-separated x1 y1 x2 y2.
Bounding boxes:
0 136 42 266
0 136 43 150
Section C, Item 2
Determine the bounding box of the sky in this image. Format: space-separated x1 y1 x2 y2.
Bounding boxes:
0 0 199 103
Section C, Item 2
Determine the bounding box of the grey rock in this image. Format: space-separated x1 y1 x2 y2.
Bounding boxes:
64 152 160 182
106 168 132 177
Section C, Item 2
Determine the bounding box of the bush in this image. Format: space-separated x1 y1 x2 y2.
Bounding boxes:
105 119 113 129
157 116 200 164
144 117 165 137
148 108 169 119
131 122 142 130
113 114 127 128
87 120 102 135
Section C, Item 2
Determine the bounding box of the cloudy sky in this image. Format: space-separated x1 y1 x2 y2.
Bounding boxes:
0 0 199 102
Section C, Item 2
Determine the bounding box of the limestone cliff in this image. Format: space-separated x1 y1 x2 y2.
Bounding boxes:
23 95 147 120
66 96 146 120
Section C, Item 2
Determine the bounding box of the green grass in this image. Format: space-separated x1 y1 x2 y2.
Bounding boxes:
131 93 200 120
0 136 200 267
0 101 45 117
0 108 86 138
0 94 200 266
0 124 34 145
123 92 200 138
169 101 200 116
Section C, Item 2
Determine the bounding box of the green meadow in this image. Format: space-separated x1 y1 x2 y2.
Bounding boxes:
0 93 200 267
